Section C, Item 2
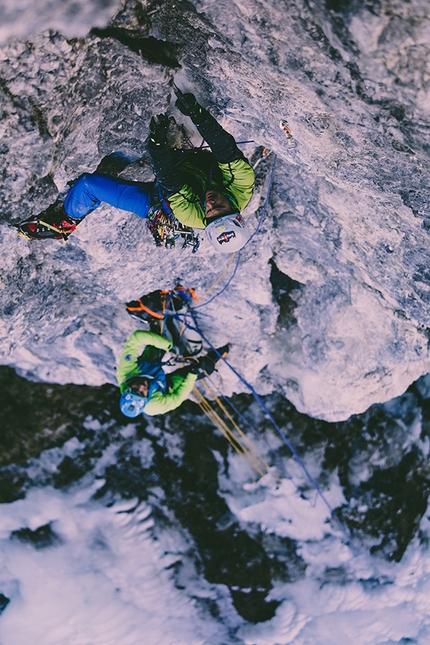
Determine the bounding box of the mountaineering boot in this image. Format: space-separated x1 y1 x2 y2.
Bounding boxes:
192 344 231 379
206 344 231 364
38 201 78 233
19 200 80 240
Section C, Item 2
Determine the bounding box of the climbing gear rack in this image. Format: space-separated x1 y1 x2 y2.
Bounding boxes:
146 204 200 253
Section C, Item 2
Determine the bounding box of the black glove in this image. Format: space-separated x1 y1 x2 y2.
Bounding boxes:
188 355 217 380
189 344 230 377
175 93 204 123
149 113 170 146
185 343 230 380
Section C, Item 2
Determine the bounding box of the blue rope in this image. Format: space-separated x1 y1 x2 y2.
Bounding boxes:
244 152 277 247
191 252 241 311
185 313 357 552
192 153 277 312
199 139 256 149
209 382 292 481
162 146 357 551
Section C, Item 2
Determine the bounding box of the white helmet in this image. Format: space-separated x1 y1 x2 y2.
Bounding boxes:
205 213 249 253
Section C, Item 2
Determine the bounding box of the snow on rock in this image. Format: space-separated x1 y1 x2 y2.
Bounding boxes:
0 486 227 645
1 0 430 420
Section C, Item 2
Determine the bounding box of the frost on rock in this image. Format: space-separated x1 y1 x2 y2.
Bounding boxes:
1 0 430 421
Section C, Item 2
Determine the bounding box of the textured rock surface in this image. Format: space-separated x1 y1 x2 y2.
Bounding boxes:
1 0 430 421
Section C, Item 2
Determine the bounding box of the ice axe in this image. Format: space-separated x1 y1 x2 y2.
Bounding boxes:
171 83 201 119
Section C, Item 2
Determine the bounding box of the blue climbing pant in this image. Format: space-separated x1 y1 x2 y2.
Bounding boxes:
64 173 156 220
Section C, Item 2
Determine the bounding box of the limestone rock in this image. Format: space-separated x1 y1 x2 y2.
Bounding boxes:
1 0 430 421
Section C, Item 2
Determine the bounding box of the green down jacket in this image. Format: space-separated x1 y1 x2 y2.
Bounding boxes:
116 330 197 416
148 108 255 229
168 158 255 229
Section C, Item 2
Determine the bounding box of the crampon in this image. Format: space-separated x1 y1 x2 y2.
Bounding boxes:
18 215 78 241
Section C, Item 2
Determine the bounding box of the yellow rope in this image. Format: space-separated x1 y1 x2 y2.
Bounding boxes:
193 389 250 461
192 385 270 480
192 388 260 481
195 391 250 461
200 381 252 453
193 388 240 450
201 379 271 477
176 318 186 342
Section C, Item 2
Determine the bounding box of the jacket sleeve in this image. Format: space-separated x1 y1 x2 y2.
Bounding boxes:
219 159 255 211
116 330 172 388
168 158 255 228
147 142 186 196
168 186 206 229
143 372 198 415
194 109 244 164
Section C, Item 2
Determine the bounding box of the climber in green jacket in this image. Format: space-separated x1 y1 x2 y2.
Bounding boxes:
117 329 229 417
148 89 255 253
20 90 255 252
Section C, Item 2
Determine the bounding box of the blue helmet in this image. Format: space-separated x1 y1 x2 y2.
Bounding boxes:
120 391 148 418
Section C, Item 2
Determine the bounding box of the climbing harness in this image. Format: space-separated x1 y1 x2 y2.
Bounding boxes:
126 293 167 322
127 286 202 356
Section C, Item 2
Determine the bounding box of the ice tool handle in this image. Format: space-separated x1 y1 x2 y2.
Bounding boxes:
173 84 204 124
149 114 170 147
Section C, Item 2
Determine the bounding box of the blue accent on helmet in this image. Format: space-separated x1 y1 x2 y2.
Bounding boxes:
225 193 239 209
120 391 148 418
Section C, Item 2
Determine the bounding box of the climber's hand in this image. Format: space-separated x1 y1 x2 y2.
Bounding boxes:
189 355 216 379
175 93 204 123
149 113 170 146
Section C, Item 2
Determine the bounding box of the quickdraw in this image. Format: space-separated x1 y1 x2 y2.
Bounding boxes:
146 203 200 253
279 119 297 148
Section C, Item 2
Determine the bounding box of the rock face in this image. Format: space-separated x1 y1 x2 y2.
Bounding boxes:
1 0 430 421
